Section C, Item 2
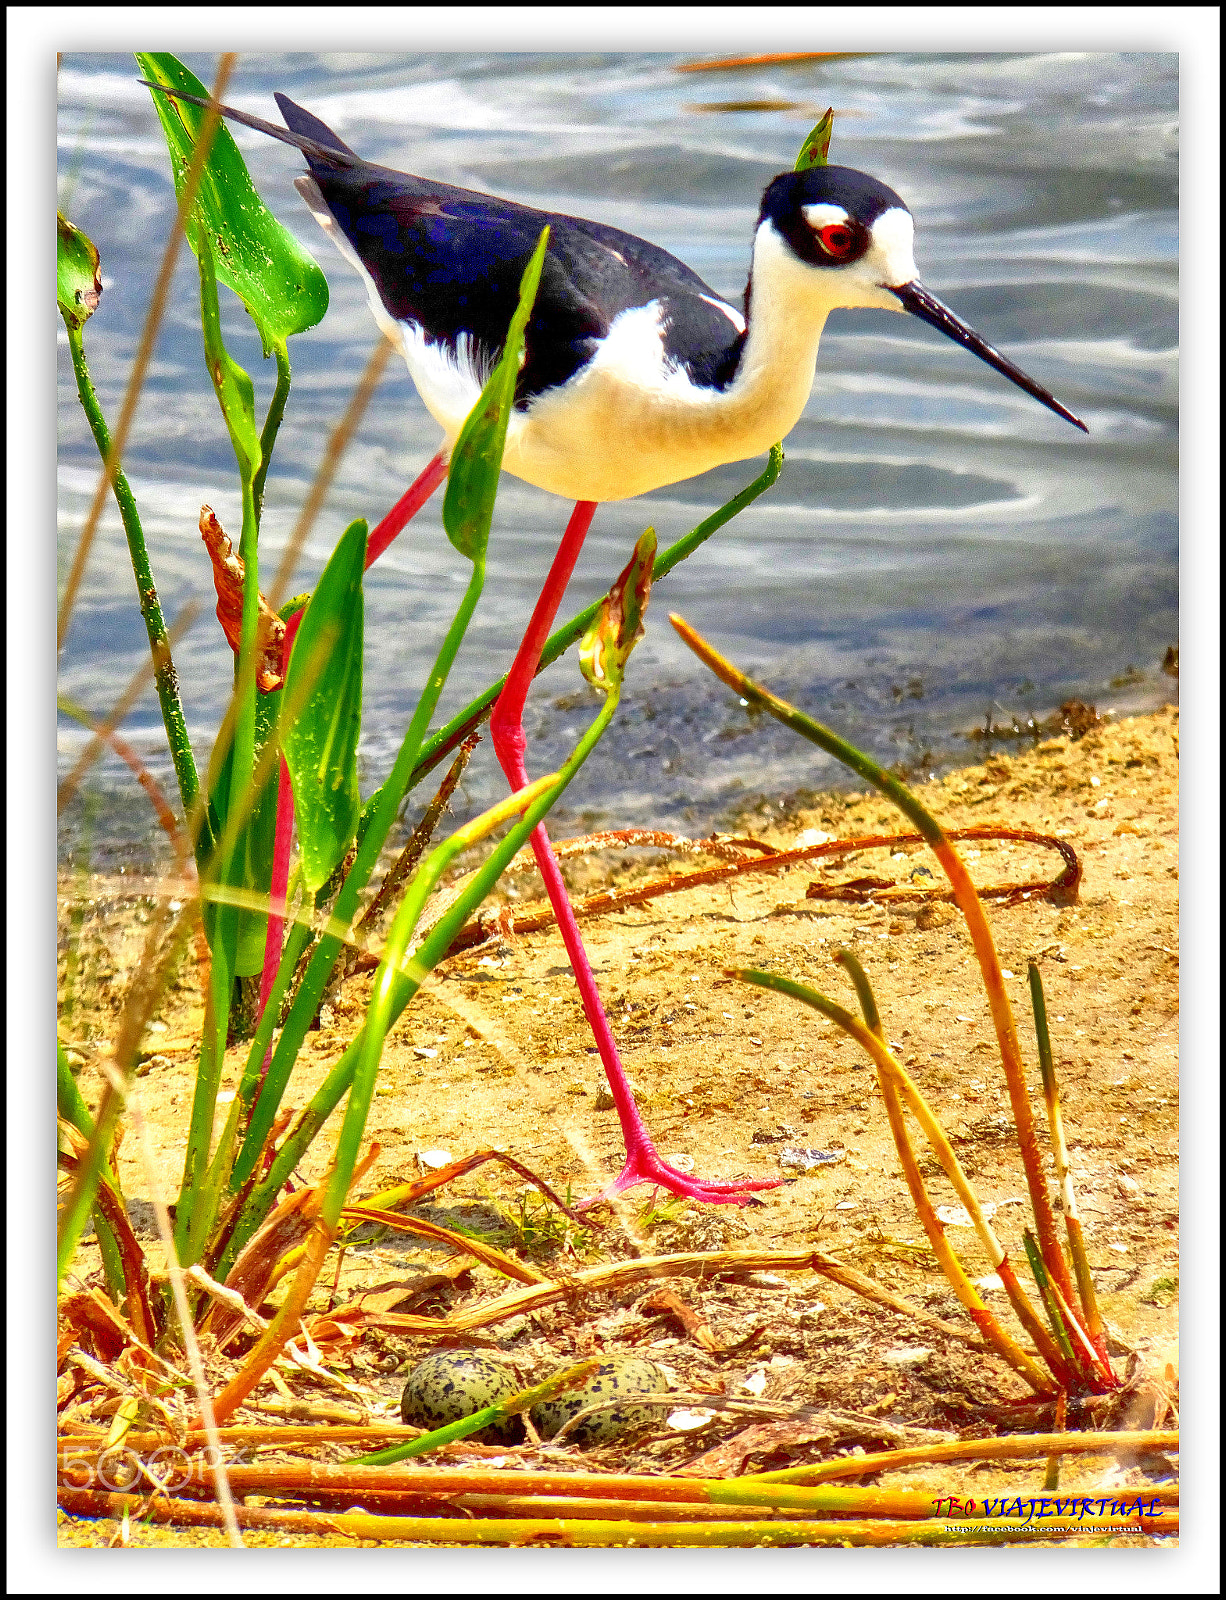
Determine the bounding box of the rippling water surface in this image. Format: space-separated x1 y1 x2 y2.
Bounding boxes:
57 51 1177 867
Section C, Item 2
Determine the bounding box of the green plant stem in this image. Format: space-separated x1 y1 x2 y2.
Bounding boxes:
57 1041 126 1298
833 947 883 1036
174 474 262 1265
61 317 206 855
1029 961 1108 1360
57 1038 99 1144
228 560 487 1195
327 772 560 1226
734 967 1058 1394
1022 1230 1078 1366
176 230 265 1261
829 950 1046 1385
672 615 1081 1322
253 340 291 519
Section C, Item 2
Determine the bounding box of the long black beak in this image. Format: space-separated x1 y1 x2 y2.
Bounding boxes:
891 280 1088 433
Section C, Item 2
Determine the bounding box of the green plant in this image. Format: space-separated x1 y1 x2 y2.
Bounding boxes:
635 1192 689 1232
672 613 1119 1398
56 54 785 1406
496 1187 592 1262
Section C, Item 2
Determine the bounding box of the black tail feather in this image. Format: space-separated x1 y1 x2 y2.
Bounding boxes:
273 92 357 159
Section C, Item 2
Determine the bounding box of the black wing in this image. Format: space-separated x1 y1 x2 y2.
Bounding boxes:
276 94 745 401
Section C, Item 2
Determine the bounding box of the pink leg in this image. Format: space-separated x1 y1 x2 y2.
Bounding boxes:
364 449 449 569
490 502 783 1207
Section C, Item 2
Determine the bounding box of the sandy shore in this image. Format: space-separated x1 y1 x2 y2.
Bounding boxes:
57 703 1179 1548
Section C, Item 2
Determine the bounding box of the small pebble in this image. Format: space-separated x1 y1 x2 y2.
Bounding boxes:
416 1149 453 1171
883 1345 932 1367
779 1146 843 1171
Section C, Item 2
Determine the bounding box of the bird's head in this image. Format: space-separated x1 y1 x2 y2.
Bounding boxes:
757 166 1087 431
759 166 919 312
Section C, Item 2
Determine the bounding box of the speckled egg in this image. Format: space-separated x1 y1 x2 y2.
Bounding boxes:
529 1354 672 1446
400 1350 525 1444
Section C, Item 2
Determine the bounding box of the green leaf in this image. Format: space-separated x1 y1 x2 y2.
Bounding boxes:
136 52 328 355
203 691 280 975
198 233 262 483
794 107 835 172
442 224 551 560
57 213 102 332
579 528 657 698
281 519 367 890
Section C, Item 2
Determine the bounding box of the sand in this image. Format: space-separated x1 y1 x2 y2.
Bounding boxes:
57 704 1179 1548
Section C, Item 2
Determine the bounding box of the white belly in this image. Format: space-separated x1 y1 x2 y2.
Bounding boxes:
502 364 793 502
405 299 823 503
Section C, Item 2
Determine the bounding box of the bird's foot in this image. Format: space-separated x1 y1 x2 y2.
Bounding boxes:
577 1142 786 1210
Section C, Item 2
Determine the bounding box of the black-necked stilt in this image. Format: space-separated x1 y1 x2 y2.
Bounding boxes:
149 85 1087 1206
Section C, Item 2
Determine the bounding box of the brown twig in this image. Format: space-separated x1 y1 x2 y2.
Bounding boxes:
747 1427 1180 1483
338 1205 547 1286
676 52 855 72
410 825 1080 962
361 1146 596 1228
357 732 480 935
265 1244 999 1352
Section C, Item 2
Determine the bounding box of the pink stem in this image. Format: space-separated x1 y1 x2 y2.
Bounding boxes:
490 503 780 1204
364 449 449 569
255 608 305 1076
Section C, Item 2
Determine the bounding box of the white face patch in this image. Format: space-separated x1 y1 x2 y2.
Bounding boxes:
801 202 851 230
866 206 919 290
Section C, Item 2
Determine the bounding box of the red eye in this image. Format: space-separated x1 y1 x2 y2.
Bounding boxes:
818 223 855 259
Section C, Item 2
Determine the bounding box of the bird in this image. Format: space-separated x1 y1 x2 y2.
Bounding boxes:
146 84 1087 1206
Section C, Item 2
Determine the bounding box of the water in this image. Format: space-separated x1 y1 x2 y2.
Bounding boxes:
57 51 1177 870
